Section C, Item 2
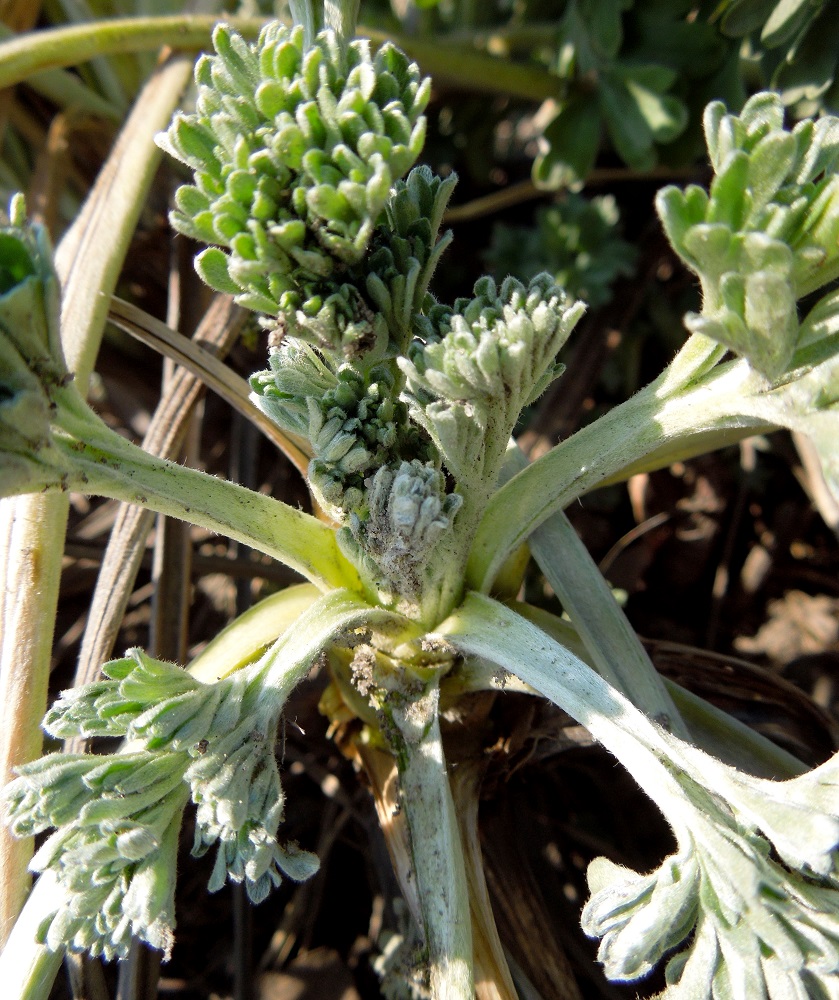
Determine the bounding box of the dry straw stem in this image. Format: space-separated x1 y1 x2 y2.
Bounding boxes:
108 297 312 477
73 295 247 695
0 50 194 947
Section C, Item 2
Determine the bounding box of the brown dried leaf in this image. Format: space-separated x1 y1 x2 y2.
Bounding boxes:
735 590 839 663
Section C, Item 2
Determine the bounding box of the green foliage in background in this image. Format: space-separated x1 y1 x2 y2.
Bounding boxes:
485 193 637 307
717 0 839 117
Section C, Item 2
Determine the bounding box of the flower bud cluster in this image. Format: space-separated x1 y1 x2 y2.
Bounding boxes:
406 273 583 408
250 338 338 437
342 459 462 603
656 92 839 378
2 648 318 957
188 707 319 904
278 280 390 358
252 352 435 519
3 748 188 960
400 273 584 488
159 22 429 318
306 365 434 517
364 165 457 351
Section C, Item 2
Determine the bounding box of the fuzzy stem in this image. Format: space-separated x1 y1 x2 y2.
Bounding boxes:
187 584 321 683
665 681 804 779
324 0 361 45
0 16 265 91
467 357 773 594
389 683 474 1000
498 444 688 736
531 510 689 738
436 594 703 831
655 331 727 394
44 389 361 594
0 872 65 1000
0 24 120 119
516 600 805 779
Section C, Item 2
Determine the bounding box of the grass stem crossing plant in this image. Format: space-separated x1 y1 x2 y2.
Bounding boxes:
1 10 838 999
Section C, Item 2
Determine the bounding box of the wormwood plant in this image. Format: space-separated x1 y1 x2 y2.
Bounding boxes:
1 9 839 1000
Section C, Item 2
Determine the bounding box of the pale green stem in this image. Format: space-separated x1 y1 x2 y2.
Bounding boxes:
437 594 839 895
389 682 474 1000
0 872 65 1000
435 594 710 835
440 588 839 905
0 25 119 119
530 510 689 738
500 444 688 737
324 0 361 45
0 16 562 102
44 388 361 594
187 583 321 683
655 330 727 394
0 52 195 953
258 588 413 690
288 0 318 47
420 506 483 629
467 357 773 594
0 16 264 91
47 0 128 110
513 601 805 779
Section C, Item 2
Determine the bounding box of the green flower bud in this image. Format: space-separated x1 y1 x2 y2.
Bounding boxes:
677 229 800 379
364 165 457 352
158 21 430 320
2 755 101 837
656 91 839 378
400 273 584 488
283 280 391 358
583 850 700 982
340 459 462 607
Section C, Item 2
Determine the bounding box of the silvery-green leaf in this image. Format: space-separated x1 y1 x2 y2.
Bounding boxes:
275 842 320 882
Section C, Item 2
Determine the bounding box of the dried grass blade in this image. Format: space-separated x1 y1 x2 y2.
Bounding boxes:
108 296 312 477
